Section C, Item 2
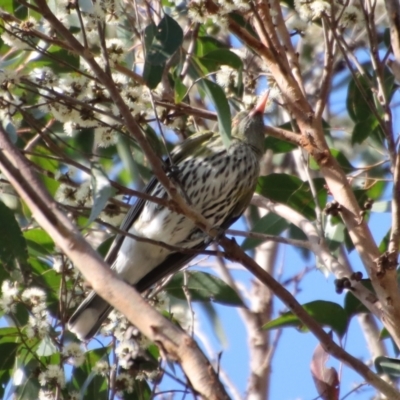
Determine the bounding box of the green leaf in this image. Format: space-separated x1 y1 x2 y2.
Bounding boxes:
174 75 188 103
324 217 345 251
375 356 400 378
200 79 231 147
346 74 374 123
24 228 55 256
14 358 40 400
379 229 391 253
200 49 243 70
256 174 326 220
344 279 373 317
36 336 58 357
195 35 228 58
242 213 288 250
146 14 183 65
142 62 164 89
0 0 14 13
72 348 109 398
123 380 152 400
142 14 183 88
263 300 349 338
117 134 141 184
0 342 19 370
30 47 79 73
0 341 19 398
165 271 244 306
0 201 29 271
309 148 354 172
352 115 379 144
264 136 297 153
228 12 258 38
14 0 27 19
88 164 117 225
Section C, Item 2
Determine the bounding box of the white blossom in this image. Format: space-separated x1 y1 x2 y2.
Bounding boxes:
38 365 66 388
0 281 19 313
106 39 126 65
340 5 363 27
115 372 134 395
1 280 19 299
101 309 130 340
75 181 92 206
286 14 309 32
310 1 330 18
22 287 46 305
62 343 85 367
216 66 239 88
55 183 78 206
1 22 33 50
38 389 56 400
0 70 21 89
26 314 50 339
95 126 119 148
116 340 138 369
92 360 110 376
67 391 80 400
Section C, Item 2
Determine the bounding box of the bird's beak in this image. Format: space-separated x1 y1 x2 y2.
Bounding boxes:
249 91 269 118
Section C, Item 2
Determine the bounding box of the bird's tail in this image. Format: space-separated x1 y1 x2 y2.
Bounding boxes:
68 291 112 340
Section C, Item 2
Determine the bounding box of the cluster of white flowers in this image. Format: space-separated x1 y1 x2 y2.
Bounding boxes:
62 343 85 367
38 389 56 400
54 183 78 206
22 287 50 339
99 200 125 225
170 301 193 331
188 0 249 26
216 66 239 93
154 291 170 312
92 360 112 376
0 69 21 90
100 309 130 340
39 388 79 400
291 0 363 31
115 372 135 396
294 0 330 20
115 340 138 369
0 280 19 313
340 5 364 28
38 364 66 389
1 19 36 50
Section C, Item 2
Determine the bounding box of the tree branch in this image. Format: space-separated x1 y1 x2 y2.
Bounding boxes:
0 124 230 400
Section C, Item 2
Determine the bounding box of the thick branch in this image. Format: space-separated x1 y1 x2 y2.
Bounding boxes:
0 125 230 400
251 195 382 317
218 234 400 399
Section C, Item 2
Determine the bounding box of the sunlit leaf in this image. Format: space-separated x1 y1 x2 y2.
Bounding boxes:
88 164 117 225
256 174 326 220
263 300 349 338
242 213 288 250
165 271 244 306
201 79 231 147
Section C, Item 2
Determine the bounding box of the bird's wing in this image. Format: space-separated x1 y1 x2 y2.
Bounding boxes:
170 131 214 162
104 130 215 267
135 183 256 293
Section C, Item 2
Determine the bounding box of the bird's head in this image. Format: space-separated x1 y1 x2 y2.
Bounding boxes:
232 92 268 155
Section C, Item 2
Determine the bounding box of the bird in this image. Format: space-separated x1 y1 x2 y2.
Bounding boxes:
68 93 268 340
